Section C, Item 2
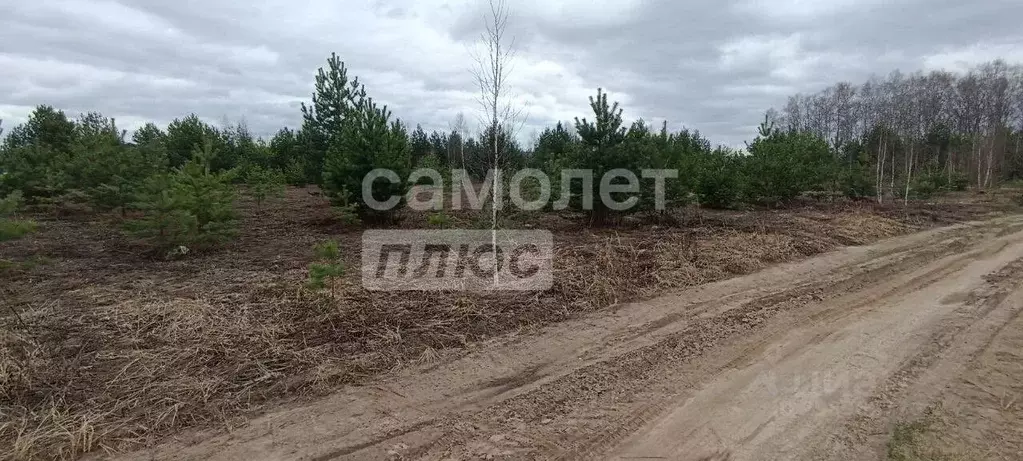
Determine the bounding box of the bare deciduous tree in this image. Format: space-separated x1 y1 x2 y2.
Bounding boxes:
471 0 519 286
776 60 1023 200
450 112 468 171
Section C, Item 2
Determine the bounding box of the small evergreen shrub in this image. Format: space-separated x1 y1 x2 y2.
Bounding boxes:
243 165 286 209
127 140 238 252
307 240 343 298
696 149 746 209
0 190 36 241
427 212 451 228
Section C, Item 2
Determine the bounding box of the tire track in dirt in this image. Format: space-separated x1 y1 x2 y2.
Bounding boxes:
813 256 1023 460
914 287 1023 459
113 217 1023 461
396 222 997 460
352 220 1017 460
606 219 1023 461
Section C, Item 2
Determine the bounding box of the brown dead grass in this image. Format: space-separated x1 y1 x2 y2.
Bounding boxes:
0 187 1017 460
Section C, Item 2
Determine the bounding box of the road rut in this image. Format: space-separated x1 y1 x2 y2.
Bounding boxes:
121 215 1023 461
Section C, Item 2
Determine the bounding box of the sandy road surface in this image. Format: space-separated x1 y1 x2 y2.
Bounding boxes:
121 216 1023 461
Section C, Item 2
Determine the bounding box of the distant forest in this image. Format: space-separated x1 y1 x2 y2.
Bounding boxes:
767 60 1023 196
2 57 1022 231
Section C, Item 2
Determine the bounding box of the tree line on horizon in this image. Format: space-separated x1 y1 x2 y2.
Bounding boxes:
1 56 1022 246
768 60 1023 200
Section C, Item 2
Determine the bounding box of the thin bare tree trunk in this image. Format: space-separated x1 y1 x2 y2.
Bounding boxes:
983 131 996 188
472 0 517 288
946 146 953 180
904 142 914 205
973 137 982 188
876 132 886 203
890 143 896 192
1015 134 1022 178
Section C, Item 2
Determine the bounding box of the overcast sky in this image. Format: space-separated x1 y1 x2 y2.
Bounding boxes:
2 0 1022 147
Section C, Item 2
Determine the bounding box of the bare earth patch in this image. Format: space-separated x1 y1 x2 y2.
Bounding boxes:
0 187 1018 460
885 280 1023 461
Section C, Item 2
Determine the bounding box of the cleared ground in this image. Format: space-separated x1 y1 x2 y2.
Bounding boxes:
119 214 1023 461
2 189 1020 460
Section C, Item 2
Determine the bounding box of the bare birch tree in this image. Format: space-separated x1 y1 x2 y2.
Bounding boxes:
471 0 519 286
450 112 468 171
771 60 1023 197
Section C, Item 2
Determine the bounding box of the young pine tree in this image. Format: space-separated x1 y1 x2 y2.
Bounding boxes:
87 142 169 216
128 174 198 248
128 138 238 251
322 96 411 223
744 117 835 205
301 53 366 185
572 88 650 224
243 165 286 210
695 147 746 209
307 239 344 298
0 190 37 242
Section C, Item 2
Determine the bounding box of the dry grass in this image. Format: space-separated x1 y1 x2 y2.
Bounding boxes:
886 407 976 461
0 187 1016 460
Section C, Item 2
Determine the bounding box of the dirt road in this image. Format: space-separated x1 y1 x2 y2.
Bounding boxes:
121 215 1023 461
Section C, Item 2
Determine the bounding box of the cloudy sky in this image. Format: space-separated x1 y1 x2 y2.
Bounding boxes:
2 0 1022 147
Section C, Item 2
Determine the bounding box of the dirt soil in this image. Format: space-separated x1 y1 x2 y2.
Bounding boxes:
116 212 1023 459
2 188 1020 460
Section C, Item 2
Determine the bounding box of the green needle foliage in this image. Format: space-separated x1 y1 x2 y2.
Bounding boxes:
3 56 1020 235
304 54 411 223
744 116 836 205
127 138 238 252
0 190 36 241
244 165 286 210
307 239 344 297
427 211 451 228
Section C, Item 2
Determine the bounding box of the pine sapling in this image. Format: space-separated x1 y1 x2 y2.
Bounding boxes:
244 165 286 210
427 211 450 228
126 138 238 253
307 239 344 299
0 190 36 241
332 203 362 227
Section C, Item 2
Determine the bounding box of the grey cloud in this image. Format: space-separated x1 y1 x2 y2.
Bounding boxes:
2 0 1021 145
